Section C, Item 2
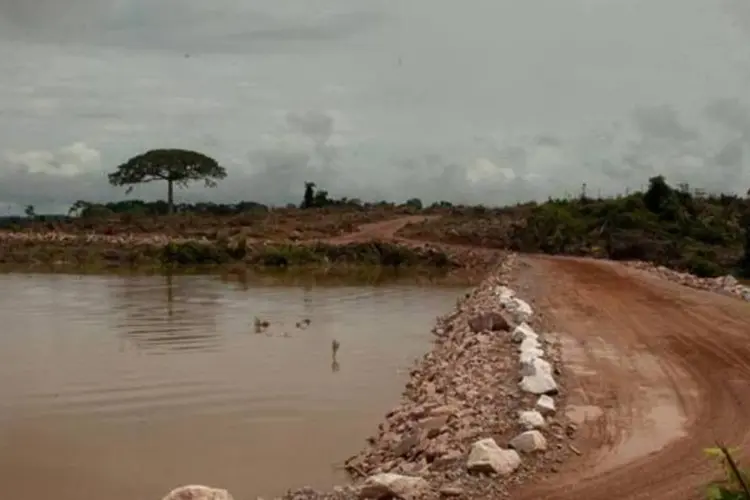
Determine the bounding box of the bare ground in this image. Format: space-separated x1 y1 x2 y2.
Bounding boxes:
514 255 750 500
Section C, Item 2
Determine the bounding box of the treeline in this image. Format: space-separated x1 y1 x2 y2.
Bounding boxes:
9 182 441 221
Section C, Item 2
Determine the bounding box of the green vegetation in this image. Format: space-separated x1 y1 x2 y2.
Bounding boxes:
513 176 750 277
108 149 228 214
403 175 750 278
704 445 750 499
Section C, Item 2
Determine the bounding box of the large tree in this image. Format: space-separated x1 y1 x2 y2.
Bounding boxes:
108 149 227 214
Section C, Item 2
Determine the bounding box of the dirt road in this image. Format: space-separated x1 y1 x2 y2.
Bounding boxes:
322 215 438 244
515 256 750 500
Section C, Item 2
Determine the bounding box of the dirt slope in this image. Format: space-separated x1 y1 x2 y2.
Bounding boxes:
515 256 750 500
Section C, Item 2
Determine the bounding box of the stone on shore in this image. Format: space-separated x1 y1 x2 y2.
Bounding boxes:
519 347 546 365
161 485 234 500
518 410 546 429
509 430 548 453
466 438 522 476
520 357 553 377
535 395 556 415
518 336 541 353
511 322 538 343
358 473 430 499
520 370 559 395
508 297 534 321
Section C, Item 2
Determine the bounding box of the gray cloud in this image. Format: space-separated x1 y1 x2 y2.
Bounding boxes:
2 0 750 214
0 0 386 53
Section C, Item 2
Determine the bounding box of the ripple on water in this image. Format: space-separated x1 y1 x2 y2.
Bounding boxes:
0 273 465 500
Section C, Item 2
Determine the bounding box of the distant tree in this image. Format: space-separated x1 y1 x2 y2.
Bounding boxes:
643 175 673 214
24 205 35 219
301 182 316 209
405 198 423 210
314 188 330 207
68 200 90 217
108 149 227 214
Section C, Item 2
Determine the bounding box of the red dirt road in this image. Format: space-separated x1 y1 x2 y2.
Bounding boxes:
322 215 438 244
516 256 750 500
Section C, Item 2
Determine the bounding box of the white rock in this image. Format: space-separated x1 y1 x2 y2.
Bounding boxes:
511 322 537 343
518 410 546 429
359 473 429 500
535 394 556 415
509 430 548 453
161 485 234 500
519 347 545 365
722 275 739 287
495 285 515 301
510 298 533 320
466 438 522 476
520 371 558 395
518 336 541 353
520 357 552 377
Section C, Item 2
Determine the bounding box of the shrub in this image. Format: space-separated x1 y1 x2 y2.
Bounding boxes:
704 445 750 499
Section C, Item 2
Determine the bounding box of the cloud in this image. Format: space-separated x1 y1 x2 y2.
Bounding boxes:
1 0 750 211
0 0 387 53
4 142 101 177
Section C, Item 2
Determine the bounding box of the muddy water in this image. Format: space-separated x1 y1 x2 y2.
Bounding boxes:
0 273 464 500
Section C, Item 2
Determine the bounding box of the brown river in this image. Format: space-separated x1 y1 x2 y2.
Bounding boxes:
0 273 464 500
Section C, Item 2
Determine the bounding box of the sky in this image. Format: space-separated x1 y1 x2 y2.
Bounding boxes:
2 0 750 213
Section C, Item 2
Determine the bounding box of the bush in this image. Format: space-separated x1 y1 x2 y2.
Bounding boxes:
705 445 750 499
161 241 230 265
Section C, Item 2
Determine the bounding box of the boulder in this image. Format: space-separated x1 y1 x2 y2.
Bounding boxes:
518 410 546 429
511 322 537 343
535 394 556 415
495 286 516 307
466 438 521 476
520 371 559 395
508 298 533 321
161 485 234 500
509 430 548 453
518 336 541 353
520 357 552 377
519 347 545 365
359 473 430 500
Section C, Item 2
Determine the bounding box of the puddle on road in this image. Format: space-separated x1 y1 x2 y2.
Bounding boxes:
561 332 693 473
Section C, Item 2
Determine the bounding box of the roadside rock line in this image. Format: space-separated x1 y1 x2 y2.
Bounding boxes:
626 261 750 301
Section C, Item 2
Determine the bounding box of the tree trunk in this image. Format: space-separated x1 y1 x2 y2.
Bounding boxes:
167 180 174 214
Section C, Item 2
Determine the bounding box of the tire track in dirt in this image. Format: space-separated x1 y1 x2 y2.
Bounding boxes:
516 255 750 500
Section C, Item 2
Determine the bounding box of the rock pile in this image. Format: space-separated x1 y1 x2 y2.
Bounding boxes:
626 261 750 301
162 253 573 500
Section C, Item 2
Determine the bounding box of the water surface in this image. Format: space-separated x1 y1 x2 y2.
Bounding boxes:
0 273 463 500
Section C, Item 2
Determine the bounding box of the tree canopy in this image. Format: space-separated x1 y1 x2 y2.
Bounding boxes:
108 149 227 213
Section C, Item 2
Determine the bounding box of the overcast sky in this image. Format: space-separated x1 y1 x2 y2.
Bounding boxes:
2 0 750 213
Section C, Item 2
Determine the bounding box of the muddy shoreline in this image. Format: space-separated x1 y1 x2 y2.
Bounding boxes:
0 231 500 285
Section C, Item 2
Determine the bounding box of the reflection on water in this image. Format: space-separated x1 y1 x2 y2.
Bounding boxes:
0 273 463 500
